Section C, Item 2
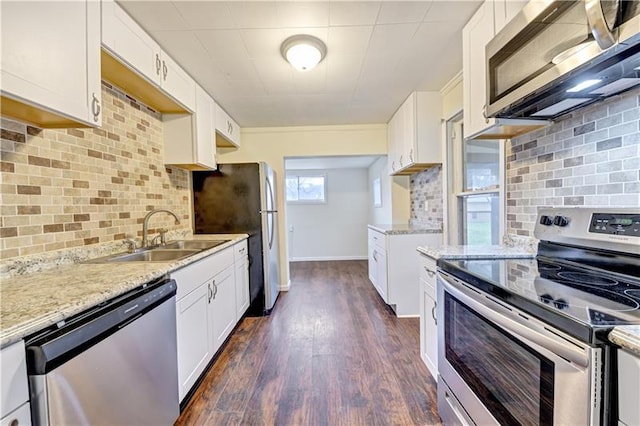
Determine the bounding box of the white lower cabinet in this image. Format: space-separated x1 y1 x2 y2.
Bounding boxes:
175 281 212 401
234 242 250 319
0 341 30 425
367 226 442 316
210 266 236 354
419 254 438 380
172 239 249 402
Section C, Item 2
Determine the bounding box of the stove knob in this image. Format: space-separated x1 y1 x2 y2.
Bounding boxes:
540 215 554 226
553 216 570 227
554 299 568 310
540 294 552 304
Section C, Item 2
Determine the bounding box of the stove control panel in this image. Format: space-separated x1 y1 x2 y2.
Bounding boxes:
589 213 640 237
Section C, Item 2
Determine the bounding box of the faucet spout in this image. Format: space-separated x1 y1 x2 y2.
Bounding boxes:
142 209 181 247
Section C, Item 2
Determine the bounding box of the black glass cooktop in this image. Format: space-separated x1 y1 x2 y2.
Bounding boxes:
437 257 640 344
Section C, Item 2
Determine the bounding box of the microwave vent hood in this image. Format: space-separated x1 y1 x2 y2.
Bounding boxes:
486 0 640 121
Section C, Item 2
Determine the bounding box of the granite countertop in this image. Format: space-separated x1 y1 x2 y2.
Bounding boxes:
416 245 536 260
368 224 442 235
0 234 247 348
609 326 640 356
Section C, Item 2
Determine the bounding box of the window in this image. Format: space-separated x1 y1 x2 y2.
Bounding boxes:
447 115 504 245
286 175 326 203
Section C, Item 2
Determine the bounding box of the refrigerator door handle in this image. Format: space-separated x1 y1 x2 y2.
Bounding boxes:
259 210 278 214
265 177 276 250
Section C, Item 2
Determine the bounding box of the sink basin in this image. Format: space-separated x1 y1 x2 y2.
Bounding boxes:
102 249 199 263
158 240 230 251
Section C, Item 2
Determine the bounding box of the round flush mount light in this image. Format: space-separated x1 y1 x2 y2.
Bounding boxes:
280 35 327 72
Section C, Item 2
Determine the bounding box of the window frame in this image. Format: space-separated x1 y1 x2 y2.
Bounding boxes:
446 114 505 245
285 173 328 204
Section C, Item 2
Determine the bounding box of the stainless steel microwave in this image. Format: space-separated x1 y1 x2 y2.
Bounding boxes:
486 0 640 119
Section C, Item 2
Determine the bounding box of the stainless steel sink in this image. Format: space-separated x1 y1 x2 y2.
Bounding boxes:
157 240 230 251
98 249 199 263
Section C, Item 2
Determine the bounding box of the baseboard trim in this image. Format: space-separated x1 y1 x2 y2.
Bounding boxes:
289 256 368 262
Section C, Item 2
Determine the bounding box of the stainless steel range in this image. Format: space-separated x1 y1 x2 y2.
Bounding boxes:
436 207 640 425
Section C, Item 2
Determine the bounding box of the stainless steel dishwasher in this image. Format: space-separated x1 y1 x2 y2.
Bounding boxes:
25 277 179 426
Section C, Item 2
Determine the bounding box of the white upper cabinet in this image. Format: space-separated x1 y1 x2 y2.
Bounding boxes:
0 0 102 128
164 84 216 170
101 0 195 113
463 0 546 140
387 91 442 176
215 103 241 148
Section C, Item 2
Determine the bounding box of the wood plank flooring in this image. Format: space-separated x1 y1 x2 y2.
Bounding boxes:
176 260 441 426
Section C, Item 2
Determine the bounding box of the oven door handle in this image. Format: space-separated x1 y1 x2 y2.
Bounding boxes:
439 272 590 369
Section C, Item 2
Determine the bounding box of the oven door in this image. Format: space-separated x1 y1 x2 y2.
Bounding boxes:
436 271 601 426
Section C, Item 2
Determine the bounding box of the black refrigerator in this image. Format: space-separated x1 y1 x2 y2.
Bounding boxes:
192 162 280 316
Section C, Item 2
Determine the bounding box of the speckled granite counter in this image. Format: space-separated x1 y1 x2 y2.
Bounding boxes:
0 234 247 348
416 245 536 260
609 326 640 356
368 224 442 235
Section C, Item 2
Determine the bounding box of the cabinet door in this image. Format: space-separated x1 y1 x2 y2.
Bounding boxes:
463 0 495 139
194 85 216 169
375 248 388 303
210 266 237 354
0 403 31 426
494 0 528 34
215 103 241 147
1 0 101 127
101 0 161 85
618 349 640 426
176 282 212 401
421 280 438 380
159 52 196 112
0 341 28 419
235 258 249 319
401 93 416 169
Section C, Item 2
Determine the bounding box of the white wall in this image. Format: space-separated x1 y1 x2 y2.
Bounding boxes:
367 156 411 226
216 124 387 289
287 168 369 261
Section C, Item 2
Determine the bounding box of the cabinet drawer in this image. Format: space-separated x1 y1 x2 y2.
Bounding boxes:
0 402 31 426
0 341 29 419
419 254 437 293
173 247 234 299
368 229 385 249
234 240 248 261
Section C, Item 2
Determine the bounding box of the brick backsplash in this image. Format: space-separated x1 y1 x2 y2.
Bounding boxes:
410 165 443 227
0 83 192 259
507 87 640 238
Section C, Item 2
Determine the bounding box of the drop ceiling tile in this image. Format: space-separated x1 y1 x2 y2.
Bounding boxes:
366 23 419 54
173 2 235 29
252 57 294 82
277 2 329 28
281 27 328 43
226 79 267 97
241 28 288 59
227 2 281 29
423 1 482 22
262 79 297 95
119 1 188 31
293 63 327 94
195 29 249 59
215 58 260 81
327 26 373 55
376 1 432 25
329 2 381 26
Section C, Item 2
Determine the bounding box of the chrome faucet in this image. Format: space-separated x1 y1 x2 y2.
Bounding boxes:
142 209 181 247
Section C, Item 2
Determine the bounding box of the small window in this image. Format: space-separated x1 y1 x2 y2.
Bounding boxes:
286 175 326 203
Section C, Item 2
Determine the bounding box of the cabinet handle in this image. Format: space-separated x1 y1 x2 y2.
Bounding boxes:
155 54 161 75
424 266 435 278
91 93 101 122
409 148 413 163
208 283 213 303
227 120 233 135
162 61 168 80
399 155 403 167
482 104 489 123
212 280 218 299
431 301 437 325
391 161 396 171
372 250 378 261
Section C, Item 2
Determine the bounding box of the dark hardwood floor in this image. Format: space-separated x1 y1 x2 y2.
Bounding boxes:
176 260 441 426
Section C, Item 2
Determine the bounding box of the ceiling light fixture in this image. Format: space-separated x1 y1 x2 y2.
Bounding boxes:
281 35 327 72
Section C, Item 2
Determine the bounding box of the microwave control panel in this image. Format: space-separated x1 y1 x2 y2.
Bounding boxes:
589 213 640 237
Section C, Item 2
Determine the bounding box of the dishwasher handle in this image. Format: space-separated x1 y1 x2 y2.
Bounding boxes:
25 278 177 375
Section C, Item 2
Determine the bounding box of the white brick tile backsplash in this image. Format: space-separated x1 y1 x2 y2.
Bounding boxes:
507 87 640 238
